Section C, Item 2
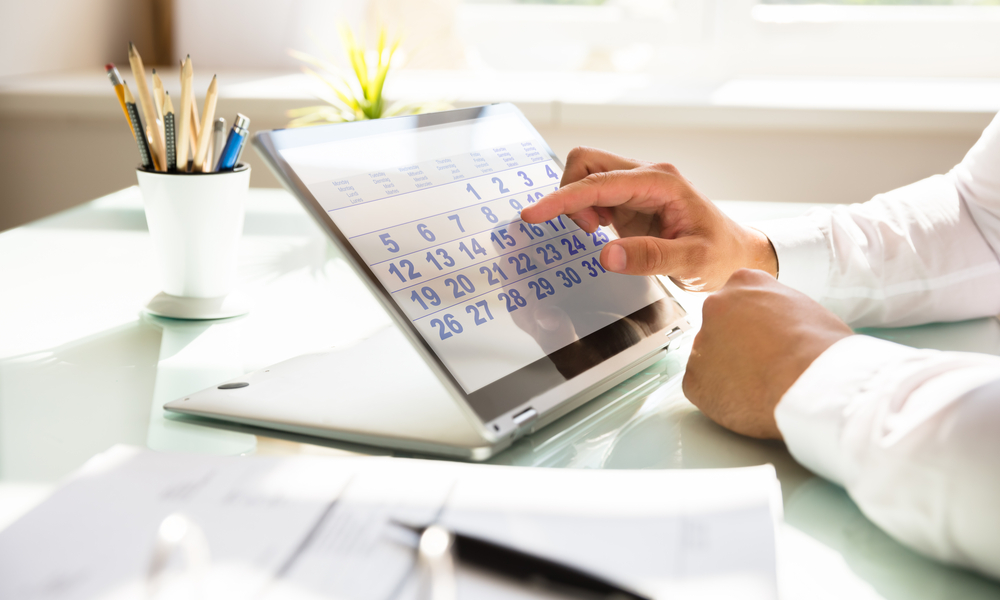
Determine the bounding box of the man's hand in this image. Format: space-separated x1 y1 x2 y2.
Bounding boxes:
683 269 854 439
520 147 777 291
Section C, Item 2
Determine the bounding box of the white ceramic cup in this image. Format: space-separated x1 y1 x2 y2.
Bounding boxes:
137 165 251 319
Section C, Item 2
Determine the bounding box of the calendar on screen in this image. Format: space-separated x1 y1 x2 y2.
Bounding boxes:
279 113 666 393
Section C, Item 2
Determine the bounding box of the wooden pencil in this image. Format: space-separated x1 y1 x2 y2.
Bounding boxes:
177 55 193 171
150 68 167 163
127 42 165 171
122 81 153 170
164 91 176 172
193 75 218 172
152 68 165 113
187 57 201 155
104 64 134 138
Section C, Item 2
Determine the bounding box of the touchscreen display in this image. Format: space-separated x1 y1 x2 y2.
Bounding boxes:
278 113 667 394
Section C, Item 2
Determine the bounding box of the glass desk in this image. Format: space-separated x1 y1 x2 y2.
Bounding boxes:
2 188 999 599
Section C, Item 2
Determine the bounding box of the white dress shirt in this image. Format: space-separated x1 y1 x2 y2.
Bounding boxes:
752 112 1000 580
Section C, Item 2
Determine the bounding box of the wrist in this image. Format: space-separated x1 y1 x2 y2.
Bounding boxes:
742 226 779 278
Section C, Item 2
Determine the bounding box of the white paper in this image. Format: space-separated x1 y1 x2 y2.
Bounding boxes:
0 447 781 600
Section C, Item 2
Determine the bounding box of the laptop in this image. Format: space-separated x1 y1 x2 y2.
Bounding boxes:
165 104 691 460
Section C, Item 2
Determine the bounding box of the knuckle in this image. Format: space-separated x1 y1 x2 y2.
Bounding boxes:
681 369 700 403
728 268 762 286
637 238 666 271
582 171 610 187
701 292 726 318
652 162 680 175
566 146 589 163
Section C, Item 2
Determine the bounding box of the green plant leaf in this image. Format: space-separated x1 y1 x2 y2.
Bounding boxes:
302 66 358 111
287 21 450 127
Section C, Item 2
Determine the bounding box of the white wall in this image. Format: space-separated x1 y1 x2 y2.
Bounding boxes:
0 0 154 78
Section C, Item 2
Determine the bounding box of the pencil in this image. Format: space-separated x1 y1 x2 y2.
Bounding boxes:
177 56 192 171
128 42 165 171
152 68 165 114
151 68 167 164
105 63 134 138
187 57 201 156
123 81 153 170
193 75 218 172
164 91 176 172
204 132 214 174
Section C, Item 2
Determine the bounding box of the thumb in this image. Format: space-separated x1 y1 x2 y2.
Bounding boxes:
600 236 688 277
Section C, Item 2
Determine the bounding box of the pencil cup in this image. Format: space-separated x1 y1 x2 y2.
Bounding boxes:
138 165 251 320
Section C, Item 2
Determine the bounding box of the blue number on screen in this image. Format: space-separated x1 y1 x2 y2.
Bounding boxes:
561 235 587 256
481 206 499 224
528 277 555 300
410 287 441 310
458 238 487 259
545 165 559 179
507 253 537 275
527 193 536 205
509 198 523 213
498 289 527 312
445 274 476 299
492 177 510 194
448 214 465 232
517 171 533 187
466 183 481 200
590 229 609 246
430 314 463 340
490 228 516 249
556 267 582 288
379 233 399 253
425 248 456 270
535 192 545 201
466 300 494 325
438 249 456 267
388 259 421 283
417 223 436 242
480 262 508 285
518 222 544 240
583 257 606 277
546 216 566 232
535 243 562 265
426 252 441 270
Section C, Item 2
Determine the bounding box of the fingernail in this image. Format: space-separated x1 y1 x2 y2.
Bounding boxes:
605 244 626 272
575 218 591 231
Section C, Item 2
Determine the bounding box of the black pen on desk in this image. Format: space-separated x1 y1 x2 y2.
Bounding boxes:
399 522 652 600
122 81 153 170
163 92 177 171
216 113 249 171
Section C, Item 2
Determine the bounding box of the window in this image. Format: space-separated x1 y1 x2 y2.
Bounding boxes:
455 0 1000 78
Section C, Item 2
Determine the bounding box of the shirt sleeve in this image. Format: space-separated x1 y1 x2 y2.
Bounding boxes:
750 111 1000 328
774 335 1000 580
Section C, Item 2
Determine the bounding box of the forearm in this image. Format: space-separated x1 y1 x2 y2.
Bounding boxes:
753 175 1000 327
775 335 1000 579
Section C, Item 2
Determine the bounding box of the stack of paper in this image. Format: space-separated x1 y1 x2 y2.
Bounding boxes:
0 446 781 599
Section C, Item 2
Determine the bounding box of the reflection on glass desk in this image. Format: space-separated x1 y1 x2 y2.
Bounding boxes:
1 187 998 599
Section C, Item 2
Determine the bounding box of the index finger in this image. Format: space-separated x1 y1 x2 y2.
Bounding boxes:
521 168 682 225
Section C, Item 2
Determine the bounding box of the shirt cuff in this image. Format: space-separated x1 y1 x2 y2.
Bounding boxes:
773 335 912 485
748 216 830 301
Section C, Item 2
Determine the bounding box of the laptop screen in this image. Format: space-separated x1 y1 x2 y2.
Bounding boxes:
258 105 686 425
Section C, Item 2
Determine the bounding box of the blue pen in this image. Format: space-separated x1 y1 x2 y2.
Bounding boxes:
216 113 250 171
